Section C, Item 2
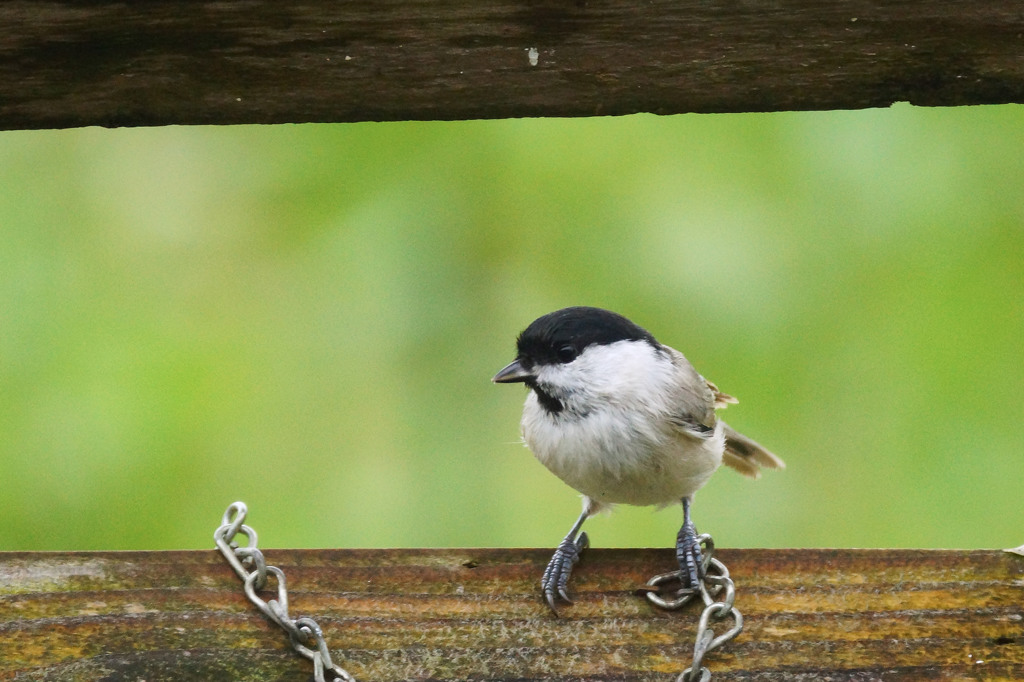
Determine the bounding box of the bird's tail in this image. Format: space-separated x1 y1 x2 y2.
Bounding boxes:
719 421 786 478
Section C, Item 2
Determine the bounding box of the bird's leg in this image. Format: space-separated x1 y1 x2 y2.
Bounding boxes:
675 496 704 590
541 506 591 612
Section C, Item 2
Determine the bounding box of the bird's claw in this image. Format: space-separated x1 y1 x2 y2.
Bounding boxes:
645 530 717 610
676 521 705 590
541 531 589 612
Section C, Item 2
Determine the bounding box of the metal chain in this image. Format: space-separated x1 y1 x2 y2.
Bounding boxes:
214 501 357 682
643 534 743 682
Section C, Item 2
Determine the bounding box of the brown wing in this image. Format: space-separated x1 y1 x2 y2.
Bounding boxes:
664 346 718 433
665 346 786 477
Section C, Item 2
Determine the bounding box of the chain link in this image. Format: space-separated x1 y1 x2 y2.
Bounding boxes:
214 501 357 682
643 534 743 682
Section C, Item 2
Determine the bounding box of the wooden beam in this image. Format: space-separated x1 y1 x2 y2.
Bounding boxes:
1 0 1023 130
2 548 1022 679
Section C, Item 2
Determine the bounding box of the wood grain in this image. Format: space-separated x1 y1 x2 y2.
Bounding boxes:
2 547 1023 680
1 0 1023 129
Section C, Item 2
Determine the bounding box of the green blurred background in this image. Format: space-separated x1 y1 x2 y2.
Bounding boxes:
1 104 1021 554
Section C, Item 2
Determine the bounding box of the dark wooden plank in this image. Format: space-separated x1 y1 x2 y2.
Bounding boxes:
2 548 1023 680
1 0 1023 130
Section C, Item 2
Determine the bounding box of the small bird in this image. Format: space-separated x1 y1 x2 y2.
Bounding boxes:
493 306 784 611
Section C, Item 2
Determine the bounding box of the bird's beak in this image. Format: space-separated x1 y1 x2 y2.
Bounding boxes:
492 359 534 384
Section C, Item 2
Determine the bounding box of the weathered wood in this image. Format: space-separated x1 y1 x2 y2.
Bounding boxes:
1 548 1022 680
0 0 1023 130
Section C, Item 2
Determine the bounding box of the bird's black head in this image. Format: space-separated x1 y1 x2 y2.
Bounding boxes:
492 307 661 413
516 306 659 370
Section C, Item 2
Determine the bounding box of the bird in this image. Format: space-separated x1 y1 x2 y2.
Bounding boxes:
492 306 784 612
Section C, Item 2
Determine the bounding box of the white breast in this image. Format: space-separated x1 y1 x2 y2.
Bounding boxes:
519 341 725 507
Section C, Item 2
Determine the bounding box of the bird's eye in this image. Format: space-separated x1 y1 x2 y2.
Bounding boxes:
556 345 578 363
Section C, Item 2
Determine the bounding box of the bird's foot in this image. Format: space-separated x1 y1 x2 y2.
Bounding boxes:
541 531 589 612
676 521 705 590
643 529 717 610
